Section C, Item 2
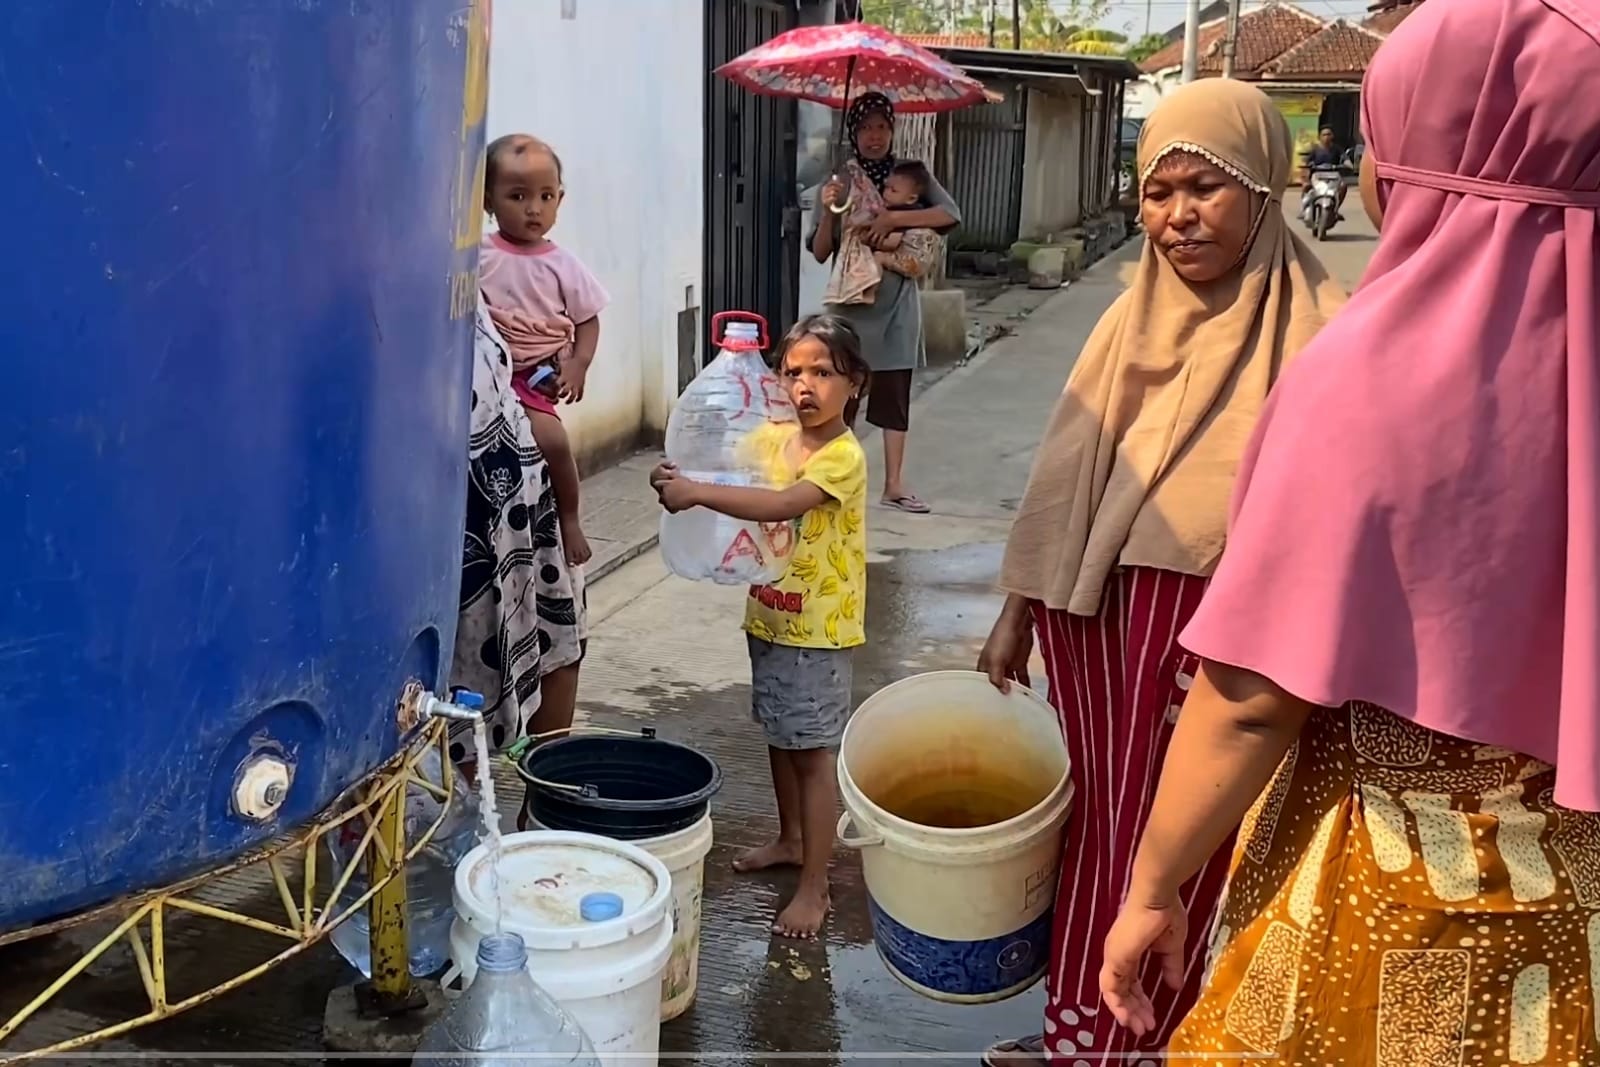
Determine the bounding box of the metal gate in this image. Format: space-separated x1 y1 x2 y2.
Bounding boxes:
948 88 1027 253
704 0 798 374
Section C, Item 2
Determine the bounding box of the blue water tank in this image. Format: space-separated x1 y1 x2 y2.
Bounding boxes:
0 1 486 931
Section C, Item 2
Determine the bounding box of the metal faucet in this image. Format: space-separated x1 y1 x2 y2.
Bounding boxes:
423 688 485 722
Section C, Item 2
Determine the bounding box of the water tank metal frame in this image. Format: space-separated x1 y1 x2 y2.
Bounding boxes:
0 717 455 1062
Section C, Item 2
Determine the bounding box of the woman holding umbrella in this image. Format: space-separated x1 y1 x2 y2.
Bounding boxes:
717 25 985 514
810 91 960 514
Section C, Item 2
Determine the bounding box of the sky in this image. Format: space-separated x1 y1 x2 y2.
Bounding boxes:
1092 0 1376 37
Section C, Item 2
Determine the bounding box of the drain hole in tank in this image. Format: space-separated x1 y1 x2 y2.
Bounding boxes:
398 626 443 695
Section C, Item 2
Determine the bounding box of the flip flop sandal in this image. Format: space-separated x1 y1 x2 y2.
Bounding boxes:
882 494 931 514
982 1035 1045 1066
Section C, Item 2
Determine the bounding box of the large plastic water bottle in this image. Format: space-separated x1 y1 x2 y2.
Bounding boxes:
327 746 480 977
413 932 602 1067
660 311 798 585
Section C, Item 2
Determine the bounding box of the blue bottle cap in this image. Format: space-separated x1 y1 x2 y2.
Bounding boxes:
579 892 624 922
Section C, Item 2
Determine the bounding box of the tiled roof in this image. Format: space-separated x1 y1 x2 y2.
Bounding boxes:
900 32 993 50
1229 2 1328 72
1363 1 1424 34
1138 18 1227 73
1139 1 1378 80
1263 19 1386 76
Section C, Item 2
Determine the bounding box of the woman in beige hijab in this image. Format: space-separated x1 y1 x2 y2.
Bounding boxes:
978 79 1344 1064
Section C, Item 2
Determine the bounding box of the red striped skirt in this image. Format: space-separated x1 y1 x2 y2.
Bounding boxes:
1034 566 1233 1061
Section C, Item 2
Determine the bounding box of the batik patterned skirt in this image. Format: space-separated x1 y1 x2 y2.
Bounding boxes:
1034 565 1234 1062
1172 703 1600 1066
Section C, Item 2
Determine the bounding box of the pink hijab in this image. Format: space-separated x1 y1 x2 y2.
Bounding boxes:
1180 0 1600 809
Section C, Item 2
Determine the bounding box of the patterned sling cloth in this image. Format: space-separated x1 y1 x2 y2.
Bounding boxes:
823 160 885 306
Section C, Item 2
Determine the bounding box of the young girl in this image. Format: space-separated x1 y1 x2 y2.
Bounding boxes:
479 133 604 574
479 133 602 738
650 315 871 939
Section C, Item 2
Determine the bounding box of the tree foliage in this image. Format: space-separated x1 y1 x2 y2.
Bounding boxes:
1123 32 1170 63
860 0 1117 51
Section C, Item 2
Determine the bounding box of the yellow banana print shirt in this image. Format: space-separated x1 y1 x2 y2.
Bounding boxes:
741 423 867 650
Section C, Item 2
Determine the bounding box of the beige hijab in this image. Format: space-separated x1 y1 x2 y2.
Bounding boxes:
998 78 1345 614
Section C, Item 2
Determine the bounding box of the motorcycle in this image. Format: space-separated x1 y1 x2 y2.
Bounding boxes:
1301 166 1343 241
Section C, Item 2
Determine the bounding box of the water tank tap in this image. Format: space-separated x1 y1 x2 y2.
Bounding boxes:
422 688 484 722
234 755 293 821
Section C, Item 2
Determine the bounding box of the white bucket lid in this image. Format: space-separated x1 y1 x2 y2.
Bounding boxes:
453 830 672 951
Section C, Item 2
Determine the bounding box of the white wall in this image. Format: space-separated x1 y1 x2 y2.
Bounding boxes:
487 1 702 468
1019 88 1084 240
1125 71 1180 120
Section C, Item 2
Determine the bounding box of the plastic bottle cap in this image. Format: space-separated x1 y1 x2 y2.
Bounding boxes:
579 892 624 922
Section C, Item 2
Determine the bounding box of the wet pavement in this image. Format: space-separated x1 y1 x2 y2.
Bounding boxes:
0 206 1378 1064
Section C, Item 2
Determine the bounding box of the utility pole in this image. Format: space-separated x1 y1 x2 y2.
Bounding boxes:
1221 0 1242 77
1181 0 1200 82
1011 0 1022 49
988 0 998 46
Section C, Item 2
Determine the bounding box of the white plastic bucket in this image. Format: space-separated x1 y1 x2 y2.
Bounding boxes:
447 831 674 1067
526 811 714 1021
836 670 1073 1004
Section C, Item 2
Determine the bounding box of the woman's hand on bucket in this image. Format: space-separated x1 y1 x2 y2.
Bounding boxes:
1099 891 1188 1037
978 594 1034 692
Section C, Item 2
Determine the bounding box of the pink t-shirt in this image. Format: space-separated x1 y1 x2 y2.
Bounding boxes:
479 232 609 326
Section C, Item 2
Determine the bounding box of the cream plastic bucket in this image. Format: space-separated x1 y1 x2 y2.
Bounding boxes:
526 811 714 1021
836 670 1072 1003
447 831 674 1067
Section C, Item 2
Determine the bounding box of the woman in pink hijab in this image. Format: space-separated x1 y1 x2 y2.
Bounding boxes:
1096 0 1600 1061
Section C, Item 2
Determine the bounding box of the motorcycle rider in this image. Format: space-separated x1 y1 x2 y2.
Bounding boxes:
1300 127 1347 221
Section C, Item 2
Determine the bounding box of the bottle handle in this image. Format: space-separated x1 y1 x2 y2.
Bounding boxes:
711 311 769 352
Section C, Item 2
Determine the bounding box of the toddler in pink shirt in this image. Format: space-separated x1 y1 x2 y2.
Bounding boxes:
479 134 608 569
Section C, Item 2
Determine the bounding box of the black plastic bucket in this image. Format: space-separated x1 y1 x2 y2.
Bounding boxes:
516 729 723 841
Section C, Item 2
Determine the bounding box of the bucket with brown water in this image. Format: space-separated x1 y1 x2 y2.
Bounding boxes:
836 670 1073 1003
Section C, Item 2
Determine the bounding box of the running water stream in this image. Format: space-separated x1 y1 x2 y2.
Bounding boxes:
469 716 505 933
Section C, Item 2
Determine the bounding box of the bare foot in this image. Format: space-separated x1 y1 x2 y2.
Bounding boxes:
772 884 830 940
560 515 593 567
732 838 803 873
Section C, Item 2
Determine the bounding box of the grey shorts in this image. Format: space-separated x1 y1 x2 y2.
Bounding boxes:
747 635 853 750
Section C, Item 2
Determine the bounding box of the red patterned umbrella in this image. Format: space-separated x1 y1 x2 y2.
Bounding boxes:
714 21 996 113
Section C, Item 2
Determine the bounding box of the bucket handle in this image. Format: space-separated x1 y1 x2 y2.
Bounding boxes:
502 725 658 789
836 810 884 850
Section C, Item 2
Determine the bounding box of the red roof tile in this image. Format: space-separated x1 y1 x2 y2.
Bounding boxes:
1235 2 1326 72
900 32 993 50
1138 18 1226 73
1262 19 1385 76
1363 2 1424 34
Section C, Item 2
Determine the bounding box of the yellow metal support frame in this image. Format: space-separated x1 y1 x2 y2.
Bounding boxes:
0 717 453 1063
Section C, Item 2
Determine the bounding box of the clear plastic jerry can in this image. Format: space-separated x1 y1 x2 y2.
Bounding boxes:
660 312 798 585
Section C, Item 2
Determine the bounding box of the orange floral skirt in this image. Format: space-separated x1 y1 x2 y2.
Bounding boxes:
1171 703 1600 1066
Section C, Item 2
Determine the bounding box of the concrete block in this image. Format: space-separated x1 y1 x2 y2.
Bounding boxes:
1059 239 1087 278
323 980 449 1058
920 288 968 366
1008 240 1044 266
1027 247 1067 289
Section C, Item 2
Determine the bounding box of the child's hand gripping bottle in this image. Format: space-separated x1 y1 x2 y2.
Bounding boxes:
659 312 798 585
